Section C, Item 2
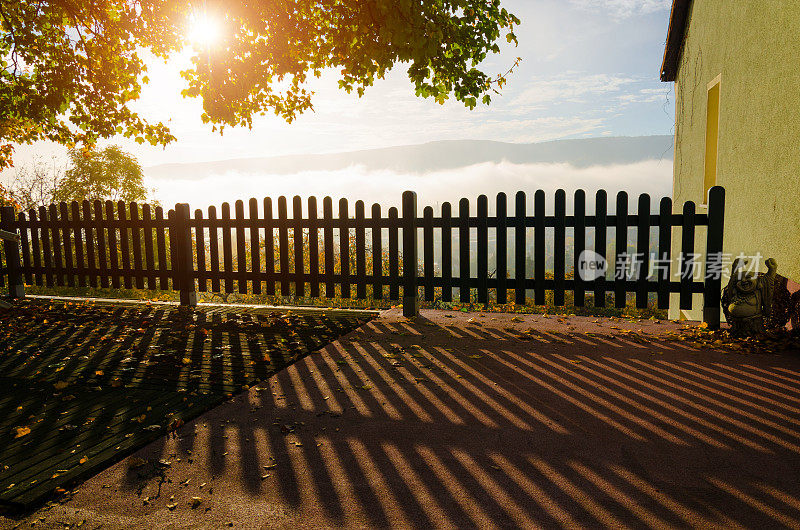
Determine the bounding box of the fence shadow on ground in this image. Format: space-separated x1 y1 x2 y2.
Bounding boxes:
0 299 372 509
123 314 800 527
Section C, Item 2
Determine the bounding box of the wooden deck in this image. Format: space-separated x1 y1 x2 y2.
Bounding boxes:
0 298 374 510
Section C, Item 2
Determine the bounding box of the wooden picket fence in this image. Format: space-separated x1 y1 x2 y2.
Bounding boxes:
0 187 726 326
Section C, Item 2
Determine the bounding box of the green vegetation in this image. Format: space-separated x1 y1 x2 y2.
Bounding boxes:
0 0 520 170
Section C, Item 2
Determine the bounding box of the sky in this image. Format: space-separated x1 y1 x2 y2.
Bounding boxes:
5 0 678 209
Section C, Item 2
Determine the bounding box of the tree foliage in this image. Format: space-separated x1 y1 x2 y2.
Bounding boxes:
2 145 148 211
0 1 520 167
57 145 147 204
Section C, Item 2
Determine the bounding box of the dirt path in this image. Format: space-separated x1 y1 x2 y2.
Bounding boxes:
5 309 800 529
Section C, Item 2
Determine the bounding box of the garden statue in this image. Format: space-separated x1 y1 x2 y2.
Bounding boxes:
721 257 777 336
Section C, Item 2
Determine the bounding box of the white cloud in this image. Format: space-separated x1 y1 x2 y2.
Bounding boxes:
145 159 673 214
568 0 671 19
512 73 639 107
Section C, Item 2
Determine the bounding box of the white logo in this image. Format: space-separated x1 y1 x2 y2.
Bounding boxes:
578 250 607 281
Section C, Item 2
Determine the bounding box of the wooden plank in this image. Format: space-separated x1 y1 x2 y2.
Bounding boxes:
59 202 75 287
117 201 132 290
423 205 434 302
496 193 507 304
141 203 155 290
441 202 452 303
221 202 234 293
553 190 566 306
534 190 545 305
18 212 32 286
94 201 109 289
207 205 220 293
278 197 290 296
388 207 399 301
657 197 673 309
71 202 85 288
703 186 726 328
308 197 319 298
371 203 382 301
614 191 629 309
264 198 275 296
573 190 586 307
167 209 178 291
339 198 350 299
515 192 526 305
38 206 54 287
680 200 696 310
155 206 167 290
293 196 306 298
635 194 651 308
128 203 144 289
459 198 470 303
401 191 417 316
249 198 261 295
355 200 366 300
235 200 247 294
477 195 488 304
105 201 120 289
195 208 207 292
49 204 64 286
594 190 608 308
28 209 42 286
323 197 334 298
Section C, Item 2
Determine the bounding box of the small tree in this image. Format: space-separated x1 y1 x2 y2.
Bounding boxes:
55 146 147 204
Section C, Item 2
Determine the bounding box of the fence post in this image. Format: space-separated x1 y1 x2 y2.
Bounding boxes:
402 191 419 318
175 203 197 307
1 206 24 300
703 186 725 329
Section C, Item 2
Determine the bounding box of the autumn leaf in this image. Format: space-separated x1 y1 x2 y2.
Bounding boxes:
14 426 31 438
79 456 88 464
54 381 69 390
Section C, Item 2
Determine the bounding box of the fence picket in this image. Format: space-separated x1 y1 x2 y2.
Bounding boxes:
236 200 247 294
573 190 586 306
18 212 32 286
249 198 261 295
594 191 608 307
534 190 545 305
105 202 119 288
459 198 470 303
515 192 526 305
339 198 350 299
50 204 64 286
323 197 334 298
195 208 207 292
94 202 109 288
221 202 234 293
29 209 42 286
264 198 275 296
309 197 320 298
117 201 132 289
371 203 382 300
141 203 155 290
554 190 566 306
355 200 366 299
680 200 696 310
496 193 507 304
614 191 628 308
635 194 651 308
130 203 144 289
293 196 305 298
388 207 399 301
423 205 434 302
71 202 85 288
155 206 168 290
441 202 453 303
208 205 220 292
657 197 672 309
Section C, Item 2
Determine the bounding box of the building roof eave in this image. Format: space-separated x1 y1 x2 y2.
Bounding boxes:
660 0 692 82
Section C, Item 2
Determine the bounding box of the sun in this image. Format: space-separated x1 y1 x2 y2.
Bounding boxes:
187 13 221 48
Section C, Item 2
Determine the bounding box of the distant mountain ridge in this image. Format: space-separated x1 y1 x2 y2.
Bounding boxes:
145 135 674 180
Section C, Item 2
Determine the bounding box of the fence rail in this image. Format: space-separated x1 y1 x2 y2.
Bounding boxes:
0 187 726 327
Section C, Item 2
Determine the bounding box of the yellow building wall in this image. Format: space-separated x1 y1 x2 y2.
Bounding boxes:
669 0 800 320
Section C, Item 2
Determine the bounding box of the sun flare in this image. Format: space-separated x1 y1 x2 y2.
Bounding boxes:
187 14 221 47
